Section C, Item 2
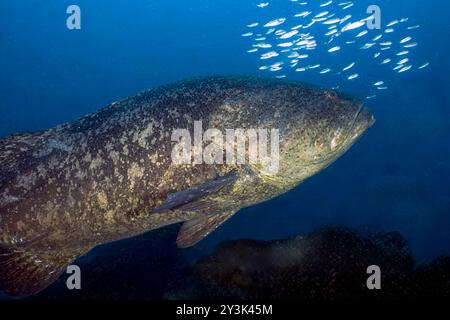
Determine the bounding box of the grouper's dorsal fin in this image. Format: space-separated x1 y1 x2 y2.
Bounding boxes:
176 211 237 248
152 170 239 214
0 244 86 297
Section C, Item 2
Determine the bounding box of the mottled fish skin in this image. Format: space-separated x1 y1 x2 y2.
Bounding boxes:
0 76 374 296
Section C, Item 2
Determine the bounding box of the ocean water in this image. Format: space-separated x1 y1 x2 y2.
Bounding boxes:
0 0 449 298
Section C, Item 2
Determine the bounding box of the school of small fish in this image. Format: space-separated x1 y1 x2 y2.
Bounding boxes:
245 0 430 100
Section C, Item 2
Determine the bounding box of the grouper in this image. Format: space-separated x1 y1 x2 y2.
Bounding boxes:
0 76 374 296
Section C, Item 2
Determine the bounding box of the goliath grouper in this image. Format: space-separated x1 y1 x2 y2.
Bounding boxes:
0 76 374 296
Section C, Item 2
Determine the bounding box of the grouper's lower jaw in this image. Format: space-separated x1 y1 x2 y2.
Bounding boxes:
307 105 375 173
351 106 376 140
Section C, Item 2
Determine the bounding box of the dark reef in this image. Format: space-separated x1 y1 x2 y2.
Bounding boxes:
176 228 450 300
11 227 450 300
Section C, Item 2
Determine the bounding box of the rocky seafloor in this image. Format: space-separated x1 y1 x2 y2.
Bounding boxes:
19 226 450 300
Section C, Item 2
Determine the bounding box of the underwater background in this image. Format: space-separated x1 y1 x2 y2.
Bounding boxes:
0 0 449 299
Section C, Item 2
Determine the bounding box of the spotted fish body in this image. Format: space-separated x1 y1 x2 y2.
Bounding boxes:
0 76 374 296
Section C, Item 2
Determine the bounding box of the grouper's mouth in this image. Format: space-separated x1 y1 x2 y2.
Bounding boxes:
327 103 375 160
329 103 375 159
302 103 375 168
350 104 376 139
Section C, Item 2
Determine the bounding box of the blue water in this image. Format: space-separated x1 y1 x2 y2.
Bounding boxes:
0 0 449 263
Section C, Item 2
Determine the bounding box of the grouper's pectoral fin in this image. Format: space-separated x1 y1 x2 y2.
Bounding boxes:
0 244 87 297
152 170 239 214
152 169 259 248
176 211 237 248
